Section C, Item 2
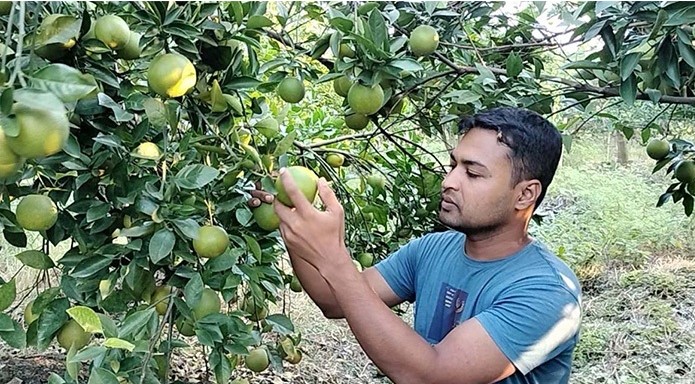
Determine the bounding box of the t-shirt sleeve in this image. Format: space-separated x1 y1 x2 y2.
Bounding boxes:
474 280 581 375
373 238 421 303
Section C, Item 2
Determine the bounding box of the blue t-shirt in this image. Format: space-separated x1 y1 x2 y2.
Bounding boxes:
375 230 582 384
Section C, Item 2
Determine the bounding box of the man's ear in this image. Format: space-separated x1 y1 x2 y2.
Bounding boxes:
515 179 541 210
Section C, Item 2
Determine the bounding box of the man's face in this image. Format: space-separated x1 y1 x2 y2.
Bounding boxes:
439 128 518 235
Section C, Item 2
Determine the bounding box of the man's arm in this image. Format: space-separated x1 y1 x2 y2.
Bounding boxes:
289 254 404 319
321 257 516 384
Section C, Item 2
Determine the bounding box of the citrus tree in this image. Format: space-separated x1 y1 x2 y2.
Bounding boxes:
1 1 695 383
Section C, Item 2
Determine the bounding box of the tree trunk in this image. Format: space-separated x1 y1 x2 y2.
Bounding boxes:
609 130 629 165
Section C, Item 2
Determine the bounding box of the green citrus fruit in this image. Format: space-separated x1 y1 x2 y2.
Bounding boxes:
338 43 355 59
94 15 130 50
352 259 364 272
254 116 279 138
277 77 305 103
116 31 141 60
193 225 229 258
148 53 197 98
675 160 695 183
192 288 221 320
326 153 344 168
24 300 38 325
151 285 173 315
16 194 58 231
366 173 386 189
275 166 319 207
357 252 374 268
245 348 269 372
409 25 439 57
289 275 302 293
135 142 161 160
347 83 384 115
7 101 69 159
243 297 268 321
646 139 670 160
345 112 370 130
333 76 352 97
57 319 91 351
0 130 22 178
175 316 195 336
253 202 280 231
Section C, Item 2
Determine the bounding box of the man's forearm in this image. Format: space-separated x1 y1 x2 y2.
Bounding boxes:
319 257 437 384
288 252 344 318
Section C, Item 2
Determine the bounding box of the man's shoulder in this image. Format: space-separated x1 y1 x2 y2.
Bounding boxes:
411 229 464 250
515 240 582 300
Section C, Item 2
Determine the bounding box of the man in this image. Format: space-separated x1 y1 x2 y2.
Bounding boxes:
248 107 582 383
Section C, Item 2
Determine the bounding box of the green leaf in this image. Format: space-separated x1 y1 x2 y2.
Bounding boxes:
103 337 135 352
70 346 107 363
0 318 26 349
388 59 423 72
1 87 13 115
505 52 523 77
149 228 176 263
13 88 66 114
620 52 642 80
0 278 16 311
48 373 66 384
71 256 112 278
67 306 103 334
15 250 55 270
619 74 637 106
229 2 244 25
243 234 262 261
684 194 694 216
225 76 262 90
209 80 228 112
273 130 297 156
561 60 606 70
97 93 134 122
211 348 232 384
677 39 695 69
28 64 97 103
37 298 70 350
645 88 662 104
649 9 668 40
143 97 168 129
368 10 388 50
87 367 120 384
265 314 294 334
641 127 651 143
172 218 200 240
118 308 157 338
561 133 573 153
174 164 220 189
0 313 13 331
184 273 204 309
246 15 273 29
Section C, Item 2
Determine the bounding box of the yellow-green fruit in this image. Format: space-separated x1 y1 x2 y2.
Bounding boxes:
286 350 302 364
7 103 69 159
646 139 670 160
338 43 356 59
24 300 39 325
135 142 161 160
254 117 279 138
275 166 319 207
366 173 386 189
245 348 270 372
277 77 305 103
333 76 352 97
16 194 58 231
193 225 229 258
347 83 384 115
326 153 344 168
0 2 12 15
409 25 439 57
175 317 195 336
345 113 370 130
148 53 197 98
289 275 302 293
237 128 252 145
116 31 141 60
675 160 695 183
94 15 130 50
192 288 221 320
357 252 374 268
57 319 91 351
253 202 280 231
0 130 22 178
151 285 173 315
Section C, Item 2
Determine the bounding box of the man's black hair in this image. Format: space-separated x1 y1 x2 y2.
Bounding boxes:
458 107 562 209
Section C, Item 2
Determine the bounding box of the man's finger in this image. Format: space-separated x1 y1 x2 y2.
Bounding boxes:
317 178 342 212
274 199 295 223
247 197 261 208
278 168 312 212
250 190 274 203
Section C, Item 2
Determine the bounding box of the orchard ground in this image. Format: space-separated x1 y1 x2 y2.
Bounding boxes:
2 133 695 383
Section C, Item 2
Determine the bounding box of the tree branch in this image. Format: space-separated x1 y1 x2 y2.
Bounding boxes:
265 30 334 70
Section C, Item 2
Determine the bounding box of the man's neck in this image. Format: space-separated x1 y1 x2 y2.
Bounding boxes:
463 226 532 261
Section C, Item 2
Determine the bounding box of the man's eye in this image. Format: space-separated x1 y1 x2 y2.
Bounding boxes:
467 171 480 178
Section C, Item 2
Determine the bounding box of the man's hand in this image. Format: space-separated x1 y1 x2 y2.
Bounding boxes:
246 181 274 208
273 167 352 273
